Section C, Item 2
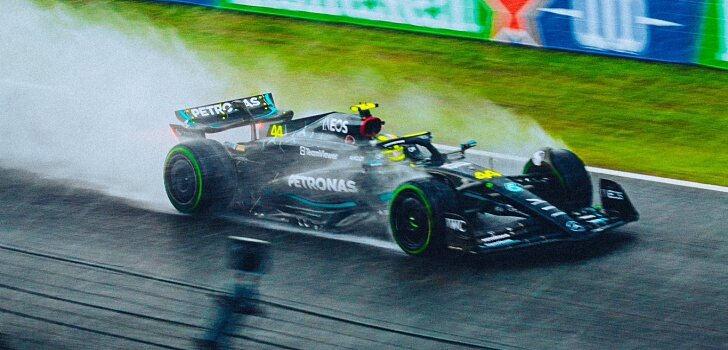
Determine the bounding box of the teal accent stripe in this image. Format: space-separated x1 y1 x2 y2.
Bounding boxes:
179 110 197 126
263 94 276 109
287 194 357 209
252 93 279 120
378 192 393 202
257 109 278 119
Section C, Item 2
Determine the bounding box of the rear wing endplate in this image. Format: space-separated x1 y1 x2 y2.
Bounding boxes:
599 179 639 222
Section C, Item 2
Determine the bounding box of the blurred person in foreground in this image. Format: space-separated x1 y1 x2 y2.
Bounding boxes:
195 236 271 350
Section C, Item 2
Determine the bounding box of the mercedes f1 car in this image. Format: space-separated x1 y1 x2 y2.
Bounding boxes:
164 93 638 256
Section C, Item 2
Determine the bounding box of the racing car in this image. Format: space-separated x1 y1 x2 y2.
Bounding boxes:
164 93 638 256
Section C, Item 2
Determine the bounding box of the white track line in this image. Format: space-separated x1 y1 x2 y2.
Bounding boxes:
435 144 728 193
582 166 728 193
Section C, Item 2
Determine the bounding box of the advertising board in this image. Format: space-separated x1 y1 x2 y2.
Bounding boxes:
151 0 728 70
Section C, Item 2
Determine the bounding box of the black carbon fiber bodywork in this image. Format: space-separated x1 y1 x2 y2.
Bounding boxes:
168 97 638 254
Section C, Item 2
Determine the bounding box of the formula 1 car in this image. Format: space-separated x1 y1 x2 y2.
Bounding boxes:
164 93 638 256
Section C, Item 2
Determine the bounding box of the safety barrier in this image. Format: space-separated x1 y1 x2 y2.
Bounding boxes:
152 0 728 70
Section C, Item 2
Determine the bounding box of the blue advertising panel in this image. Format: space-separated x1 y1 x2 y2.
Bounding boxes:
538 0 704 63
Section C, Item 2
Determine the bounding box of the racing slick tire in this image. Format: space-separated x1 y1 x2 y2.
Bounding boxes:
523 148 592 212
389 178 456 257
164 139 236 214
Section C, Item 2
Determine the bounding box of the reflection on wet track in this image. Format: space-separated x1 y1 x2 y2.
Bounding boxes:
1 168 727 349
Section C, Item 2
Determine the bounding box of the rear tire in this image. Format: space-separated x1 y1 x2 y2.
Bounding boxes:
164 139 236 214
523 148 592 211
389 178 456 257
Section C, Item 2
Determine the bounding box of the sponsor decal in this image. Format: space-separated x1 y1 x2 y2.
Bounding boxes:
482 238 521 248
474 170 502 180
300 146 339 160
565 220 586 232
349 155 365 162
445 218 467 232
227 0 480 32
698 0 728 68
540 0 682 54
441 161 471 170
186 96 264 119
480 233 511 243
503 182 523 192
602 189 624 200
588 218 609 225
188 102 233 118
322 117 349 134
288 175 357 193
238 96 263 108
526 198 567 217
269 124 285 137
344 135 356 144
484 0 551 45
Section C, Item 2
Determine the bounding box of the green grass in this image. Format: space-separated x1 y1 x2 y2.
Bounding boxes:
40 0 728 186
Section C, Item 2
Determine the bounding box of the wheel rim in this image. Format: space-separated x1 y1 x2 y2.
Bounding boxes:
168 156 198 205
392 194 431 252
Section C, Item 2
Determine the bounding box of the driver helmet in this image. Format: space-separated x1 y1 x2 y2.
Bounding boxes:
376 134 406 162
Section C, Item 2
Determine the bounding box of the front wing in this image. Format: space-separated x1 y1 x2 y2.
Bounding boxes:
445 179 639 254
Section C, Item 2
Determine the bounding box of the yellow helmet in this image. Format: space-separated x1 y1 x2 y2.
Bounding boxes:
376 134 405 162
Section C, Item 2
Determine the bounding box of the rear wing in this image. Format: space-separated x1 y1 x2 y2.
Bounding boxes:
173 93 292 134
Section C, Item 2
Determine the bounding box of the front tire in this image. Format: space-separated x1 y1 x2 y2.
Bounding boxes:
164 139 236 214
523 148 592 211
389 178 456 256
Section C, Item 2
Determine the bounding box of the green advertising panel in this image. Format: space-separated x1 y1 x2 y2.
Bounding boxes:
699 0 728 69
218 0 494 40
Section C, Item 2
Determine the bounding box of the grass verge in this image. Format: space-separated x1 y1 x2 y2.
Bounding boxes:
37 0 728 186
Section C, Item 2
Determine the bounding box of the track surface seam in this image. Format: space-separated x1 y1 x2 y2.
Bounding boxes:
0 307 186 350
0 243 504 350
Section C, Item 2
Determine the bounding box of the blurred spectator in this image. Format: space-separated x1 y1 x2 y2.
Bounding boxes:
195 237 270 350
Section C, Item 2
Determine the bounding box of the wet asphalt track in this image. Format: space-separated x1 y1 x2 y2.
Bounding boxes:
0 166 727 350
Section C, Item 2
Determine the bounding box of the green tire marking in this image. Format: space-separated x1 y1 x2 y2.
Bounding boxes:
522 162 533 174
166 146 203 212
390 184 433 255
409 217 419 228
551 166 567 191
